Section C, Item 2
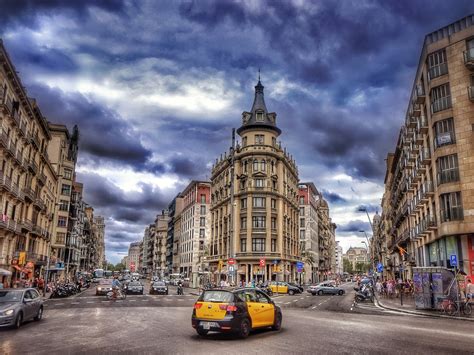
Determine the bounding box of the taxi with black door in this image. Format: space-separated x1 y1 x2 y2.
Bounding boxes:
191 288 282 338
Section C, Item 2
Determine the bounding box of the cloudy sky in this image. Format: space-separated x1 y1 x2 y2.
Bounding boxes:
2 0 474 264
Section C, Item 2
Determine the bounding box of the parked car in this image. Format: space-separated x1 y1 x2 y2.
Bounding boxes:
96 279 113 296
287 282 304 293
307 282 345 296
125 281 144 295
0 288 44 329
150 281 168 295
269 282 302 295
192 288 282 338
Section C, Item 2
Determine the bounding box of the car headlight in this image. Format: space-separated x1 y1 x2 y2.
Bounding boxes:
5 309 14 316
97 287 102 291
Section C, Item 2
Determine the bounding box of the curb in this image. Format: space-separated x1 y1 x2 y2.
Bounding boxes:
374 296 474 321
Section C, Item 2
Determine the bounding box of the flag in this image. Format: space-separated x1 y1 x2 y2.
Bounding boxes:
398 246 407 256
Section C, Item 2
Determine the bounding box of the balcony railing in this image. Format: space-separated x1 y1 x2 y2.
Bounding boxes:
22 187 36 201
463 48 474 70
437 169 460 185
28 160 38 174
30 133 40 149
420 148 431 164
431 96 452 113
411 103 421 117
440 207 463 223
417 116 428 134
414 84 426 104
406 117 417 129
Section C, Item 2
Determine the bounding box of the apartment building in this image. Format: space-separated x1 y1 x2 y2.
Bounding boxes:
178 180 211 287
166 194 183 275
152 210 169 277
335 242 343 275
128 242 140 272
344 247 369 271
381 15 474 280
0 40 59 286
209 79 300 285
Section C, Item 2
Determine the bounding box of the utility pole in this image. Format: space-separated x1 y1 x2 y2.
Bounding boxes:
229 128 236 286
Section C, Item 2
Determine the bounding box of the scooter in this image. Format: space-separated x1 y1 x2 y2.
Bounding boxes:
354 285 374 303
177 284 183 295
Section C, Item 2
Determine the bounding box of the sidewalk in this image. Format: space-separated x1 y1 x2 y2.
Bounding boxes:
375 294 474 321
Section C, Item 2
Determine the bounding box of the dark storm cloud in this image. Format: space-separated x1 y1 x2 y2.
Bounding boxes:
322 190 347 204
337 220 371 233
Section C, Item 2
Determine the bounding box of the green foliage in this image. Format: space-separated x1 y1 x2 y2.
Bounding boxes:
343 259 353 273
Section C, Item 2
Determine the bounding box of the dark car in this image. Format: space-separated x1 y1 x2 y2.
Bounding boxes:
0 288 44 329
150 281 168 295
288 282 304 293
192 288 282 338
95 279 113 296
125 281 144 295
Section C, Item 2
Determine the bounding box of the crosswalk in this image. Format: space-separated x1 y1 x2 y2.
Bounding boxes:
351 301 405 315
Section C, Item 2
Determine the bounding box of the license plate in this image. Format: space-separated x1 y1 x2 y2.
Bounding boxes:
201 321 218 330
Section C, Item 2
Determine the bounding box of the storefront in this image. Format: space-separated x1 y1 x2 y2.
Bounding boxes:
426 235 462 269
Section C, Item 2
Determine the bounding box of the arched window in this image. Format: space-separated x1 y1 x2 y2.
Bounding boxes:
243 160 248 173
261 159 266 172
253 159 259 171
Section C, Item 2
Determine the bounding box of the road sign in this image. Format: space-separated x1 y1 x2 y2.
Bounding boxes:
377 262 383 273
228 265 234 272
273 259 279 265
228 258 235 265
296 261 304 268
450 254 457 267
259 258 265 267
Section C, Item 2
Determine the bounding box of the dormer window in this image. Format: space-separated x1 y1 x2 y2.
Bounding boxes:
256 111 264 122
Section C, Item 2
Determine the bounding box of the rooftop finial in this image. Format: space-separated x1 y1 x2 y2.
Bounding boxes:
258 68 261 82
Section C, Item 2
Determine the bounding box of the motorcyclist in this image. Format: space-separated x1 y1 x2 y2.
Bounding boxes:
177 280 183 295
112 276 122 299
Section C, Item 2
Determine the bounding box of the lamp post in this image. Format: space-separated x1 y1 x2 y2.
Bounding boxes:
357 206 373 232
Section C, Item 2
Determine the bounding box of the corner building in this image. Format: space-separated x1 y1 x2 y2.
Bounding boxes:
209 80 300 284
381 15 474 280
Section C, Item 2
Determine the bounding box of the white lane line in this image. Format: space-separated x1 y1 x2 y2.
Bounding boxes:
129 299 136 302
311 306 317 309
177 299 184 301
86 301 94 304
141 299 148 302
284 302 291 305
292 299 298 303
54 303 64 306
101 301 108 303
71 302 79 305
318 302 323 306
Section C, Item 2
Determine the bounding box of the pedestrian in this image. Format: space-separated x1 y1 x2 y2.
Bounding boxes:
466 279 474 301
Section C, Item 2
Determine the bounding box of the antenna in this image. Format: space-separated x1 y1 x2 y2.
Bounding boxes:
258 68 261 82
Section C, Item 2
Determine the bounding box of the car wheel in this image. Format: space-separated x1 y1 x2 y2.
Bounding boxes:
34 307 43 321
311 292 316 296
288 290 295 296
272 313 282 331
196 328 209 337
355 295 364 303
166 291 168 295
14 312 22 329
317 290 323 296
238 318 251 338
338 290 344 296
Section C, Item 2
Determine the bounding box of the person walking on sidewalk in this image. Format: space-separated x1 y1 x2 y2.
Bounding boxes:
466 279 474 301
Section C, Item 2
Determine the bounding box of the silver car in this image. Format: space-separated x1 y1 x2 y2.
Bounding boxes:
0 288 44 328
307 282 345 296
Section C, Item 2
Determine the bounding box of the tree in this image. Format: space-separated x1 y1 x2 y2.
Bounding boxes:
114 263 125 271
343 259 353 273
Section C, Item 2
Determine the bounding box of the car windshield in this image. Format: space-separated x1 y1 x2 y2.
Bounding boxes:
99 280 112 285
153 282 165 286
130 282 141 286
201 291 233 303
0 290 23 302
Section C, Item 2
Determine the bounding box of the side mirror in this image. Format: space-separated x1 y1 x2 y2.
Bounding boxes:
23 298 33 303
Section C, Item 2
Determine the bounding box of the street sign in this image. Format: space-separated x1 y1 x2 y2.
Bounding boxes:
450 254 457 267
259 258 265 267
273 259 279 265
377 262 383 273
228 265 234 272
296 261 304 268
228 258 235 265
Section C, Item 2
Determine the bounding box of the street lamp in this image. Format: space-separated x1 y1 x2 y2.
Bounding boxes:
357 206 373 232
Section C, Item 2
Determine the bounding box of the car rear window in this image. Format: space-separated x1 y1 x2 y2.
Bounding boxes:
201 291 234 302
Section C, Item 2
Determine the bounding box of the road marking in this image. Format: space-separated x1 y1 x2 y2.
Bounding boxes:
86 301 94 304
129 299 136 302
318 302 323 306
177 299 183 301
54 303 64 306
71 302 79 305
141 299 148 302
311 306 317 309
284 302 291 305
292 300 298 303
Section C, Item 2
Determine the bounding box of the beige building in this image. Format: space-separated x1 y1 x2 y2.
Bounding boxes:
128 242 140 272
209 79 300 284
335 242 343 276
380 15 474 280
152 210 169 277
93 215 105 269
178 180 211 287
0 40 59 286
344 247 369 271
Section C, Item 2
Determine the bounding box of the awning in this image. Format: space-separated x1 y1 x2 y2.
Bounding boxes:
0 268 12 276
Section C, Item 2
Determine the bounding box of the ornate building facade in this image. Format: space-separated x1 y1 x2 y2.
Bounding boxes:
209 79 300 284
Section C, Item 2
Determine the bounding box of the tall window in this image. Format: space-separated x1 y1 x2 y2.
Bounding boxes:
427 49 448 80
240 179 246 190
434 118 455 148
299 196 305 205
440 192 463 222
256 112 264 121
300 218 305 228
271 239 276 252
272 137 276 146
59 200 69 212
271 217 276 229
240 216 247 229
271 161 275 174
241 238 247 252
56 232 66 244
253 159 259 171
255 135 264 145
200 194 206 203
200 217 205 227
252 216 266 228
57 216 67 227
199 229 205 239
255 178 264 188
61 184 71 196
243 160 248 173
242 137 247 147
300 230 305 239
200 205 206 215
63 168 72 180
241 198 247 209
271 199 276 209
431 83 451 113
252 238 265 252
299 207 305 216
253 197 265 208
261 159 266 172
437 154 459 185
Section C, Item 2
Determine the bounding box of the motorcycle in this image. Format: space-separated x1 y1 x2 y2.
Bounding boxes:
354 284 374 303
177 284 183 295
106 287 127 301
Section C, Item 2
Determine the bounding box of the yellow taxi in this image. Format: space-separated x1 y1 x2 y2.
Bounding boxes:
192 288 282 338
269 281 288 294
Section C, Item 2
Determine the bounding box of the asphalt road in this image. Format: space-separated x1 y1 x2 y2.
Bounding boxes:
2 282 472 354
